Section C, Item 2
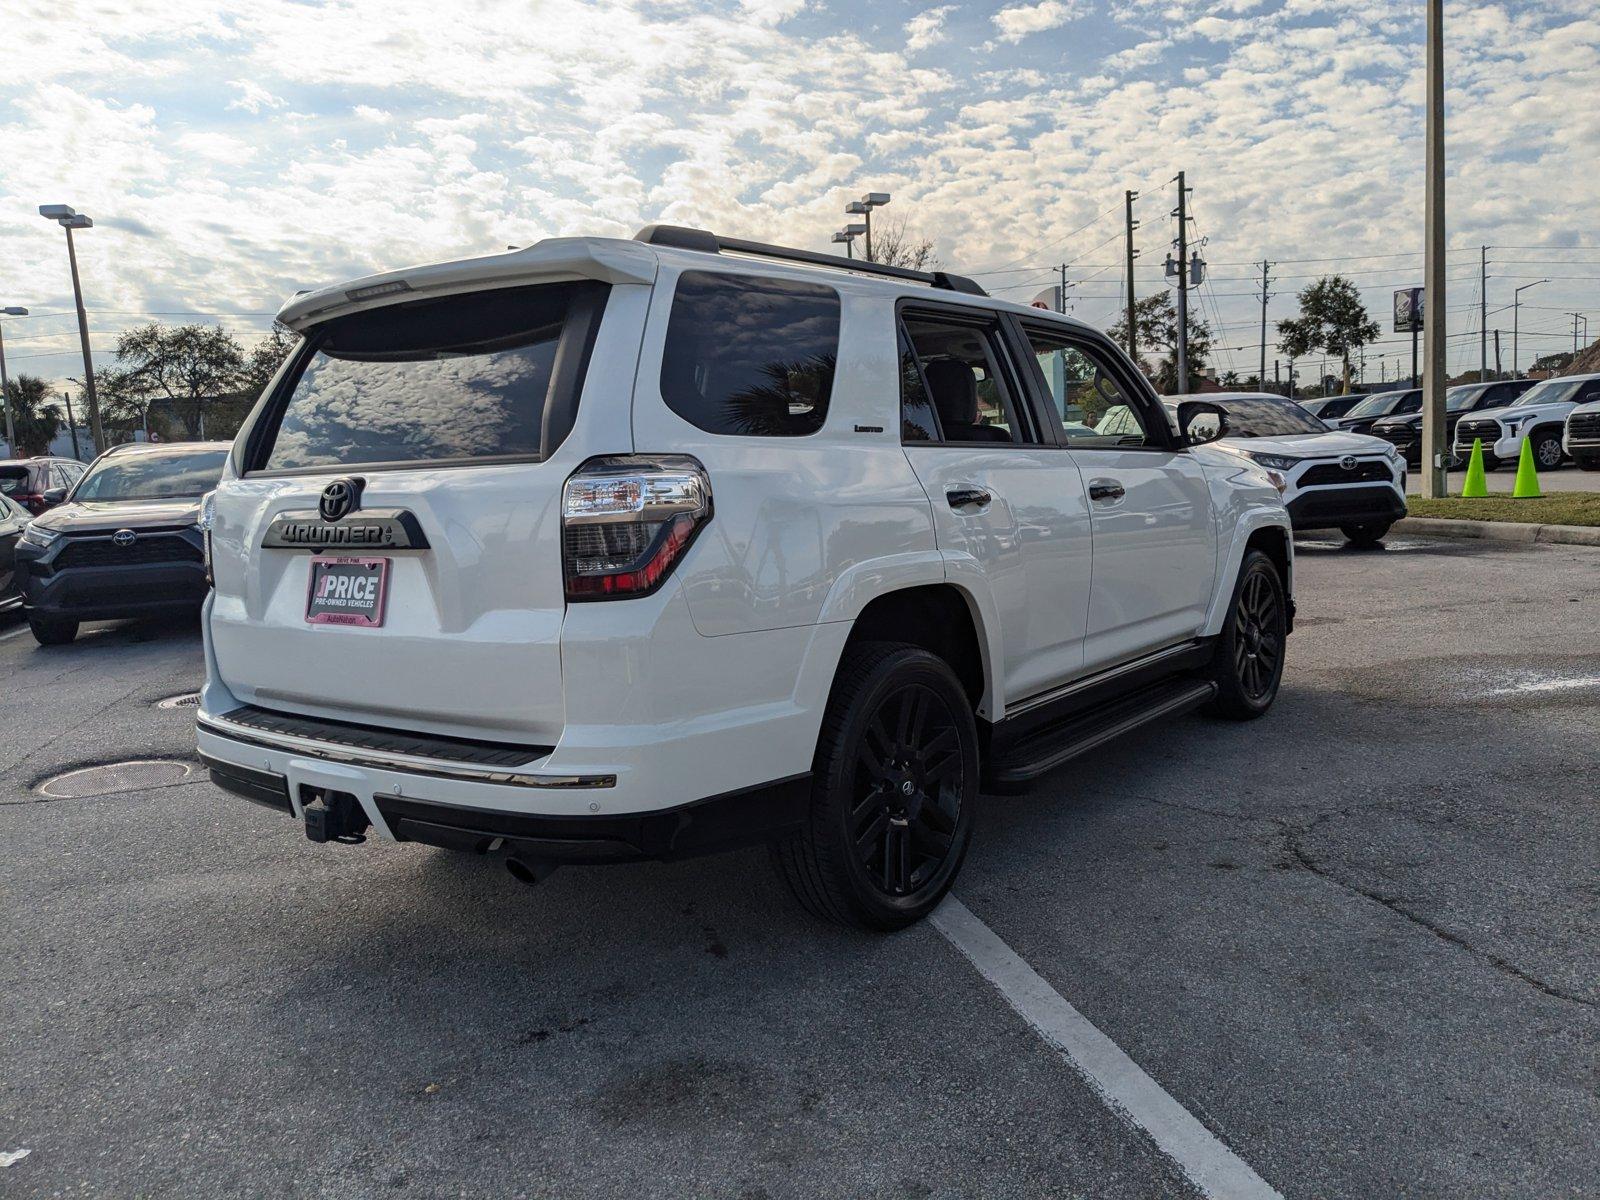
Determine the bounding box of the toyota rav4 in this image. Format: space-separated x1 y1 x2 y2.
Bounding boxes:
196 226 1294 929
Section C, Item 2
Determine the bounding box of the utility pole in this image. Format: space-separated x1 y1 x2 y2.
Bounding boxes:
0 311 22 454
1059 263 1069 314
1572 312 1584 357
62 391 81 461
1494 329 1502 376
1480 245 1488 382
1172 171 1191 395
1258 260 1272 388
1124 189 1140 365
1421 0 1447 498
1274 359 1281 394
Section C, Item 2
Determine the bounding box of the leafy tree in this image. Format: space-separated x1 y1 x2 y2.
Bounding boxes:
97 366 158 440
2 374 65 456
1276 276 1379 395
113 323 247 438
866 214 940 270
243 322 300 397
1108 292 1213 393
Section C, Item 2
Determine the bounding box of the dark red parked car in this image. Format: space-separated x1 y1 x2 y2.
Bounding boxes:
0 457 87 515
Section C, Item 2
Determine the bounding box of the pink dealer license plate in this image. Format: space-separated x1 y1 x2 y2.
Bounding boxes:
305 556 390 627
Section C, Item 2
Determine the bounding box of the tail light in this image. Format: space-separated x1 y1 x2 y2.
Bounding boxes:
562 455 711 600
18 493 46 515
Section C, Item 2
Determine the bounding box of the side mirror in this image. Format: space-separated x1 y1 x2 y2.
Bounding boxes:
1177 400 1229 446
41 487 68 505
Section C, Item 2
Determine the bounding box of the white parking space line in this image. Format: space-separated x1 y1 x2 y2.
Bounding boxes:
0 624 30 642
932 897 1283 1200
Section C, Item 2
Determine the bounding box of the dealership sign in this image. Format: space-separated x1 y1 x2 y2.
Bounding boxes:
1394 287 1425 333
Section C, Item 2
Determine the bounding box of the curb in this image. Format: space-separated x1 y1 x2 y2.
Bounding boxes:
1395 516 1600 547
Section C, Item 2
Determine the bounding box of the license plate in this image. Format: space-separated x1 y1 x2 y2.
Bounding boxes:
305 556 389 627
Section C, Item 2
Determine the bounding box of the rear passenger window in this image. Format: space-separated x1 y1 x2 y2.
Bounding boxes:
900 312 1031 444
660 272 839 437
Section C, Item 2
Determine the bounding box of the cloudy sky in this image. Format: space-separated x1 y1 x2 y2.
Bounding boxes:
3 0 1597 391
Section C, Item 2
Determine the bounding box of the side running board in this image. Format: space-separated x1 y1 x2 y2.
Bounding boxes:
984 677 1217 792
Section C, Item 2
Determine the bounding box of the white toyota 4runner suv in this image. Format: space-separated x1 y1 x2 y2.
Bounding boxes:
196 226 1294 929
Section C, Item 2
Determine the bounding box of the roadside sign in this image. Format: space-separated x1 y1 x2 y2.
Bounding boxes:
1394 287 1424 333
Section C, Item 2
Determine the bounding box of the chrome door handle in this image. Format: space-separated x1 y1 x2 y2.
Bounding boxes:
1088 480 1125 502
946 486 992 510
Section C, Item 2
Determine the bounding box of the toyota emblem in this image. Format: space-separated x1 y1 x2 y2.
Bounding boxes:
112 529 137 548
319 478 364 522
1339 455 1358 471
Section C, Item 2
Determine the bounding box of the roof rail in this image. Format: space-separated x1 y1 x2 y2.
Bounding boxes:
633 224 988 297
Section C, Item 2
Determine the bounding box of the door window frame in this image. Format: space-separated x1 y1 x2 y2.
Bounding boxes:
895 299 1049 448
1011 317 1185 452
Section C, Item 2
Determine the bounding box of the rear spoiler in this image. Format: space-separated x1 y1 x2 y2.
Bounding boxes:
276 237 659 331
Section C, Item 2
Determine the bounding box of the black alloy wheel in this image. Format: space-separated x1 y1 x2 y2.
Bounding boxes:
1232 568 1283 703
851 681 963 898
772 643 977 930
1205 549 1286 721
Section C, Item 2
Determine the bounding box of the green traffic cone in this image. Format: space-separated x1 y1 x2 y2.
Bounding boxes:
1461 438 1489 498
1512 435 1542 499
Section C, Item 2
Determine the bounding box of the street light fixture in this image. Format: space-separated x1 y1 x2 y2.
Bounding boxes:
845 192 890 261
1511 279 1548 379
832 223 867 259
38 204 105 455
0 306 28 454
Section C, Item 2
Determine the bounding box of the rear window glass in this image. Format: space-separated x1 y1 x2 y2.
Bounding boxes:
659 271 839 437
0 467 29 495
260 282 601 471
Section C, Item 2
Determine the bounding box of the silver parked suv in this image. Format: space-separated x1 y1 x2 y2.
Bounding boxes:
197 226 1295 929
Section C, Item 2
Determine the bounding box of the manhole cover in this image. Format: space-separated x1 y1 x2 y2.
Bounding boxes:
35 760 197 800
156 691 202 709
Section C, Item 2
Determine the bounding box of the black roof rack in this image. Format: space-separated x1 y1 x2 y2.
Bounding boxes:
634 224 988 297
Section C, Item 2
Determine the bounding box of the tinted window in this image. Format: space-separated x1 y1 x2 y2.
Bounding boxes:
1019 327 1156 448
261 282 600 471
1446 387 1486 412
0 467 28 496
73 449 227 501
1210 396 1328 437
901 313 1030 444
1393 392 1423 415
660 272 839 437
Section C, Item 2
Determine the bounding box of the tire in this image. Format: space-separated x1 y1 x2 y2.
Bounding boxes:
1341 521 1392 547
1530 429 1564 471
28 615 78 646
1204 550 1286 721
771 643 978 931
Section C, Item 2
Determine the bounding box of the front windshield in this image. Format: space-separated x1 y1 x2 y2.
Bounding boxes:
1214 397 1329 437
72 449 227 502
1511 379 1583 407
1343 392 1402 418
1446 387 1485 412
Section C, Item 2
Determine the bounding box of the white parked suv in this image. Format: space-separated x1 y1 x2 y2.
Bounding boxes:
1562 392 1600 472
1454 372 1600 471
1159 392 1406 546
196 226 1295 929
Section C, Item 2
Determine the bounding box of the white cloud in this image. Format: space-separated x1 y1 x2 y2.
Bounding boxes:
226 80 283 114
906 5 956 52
992 0 1083 43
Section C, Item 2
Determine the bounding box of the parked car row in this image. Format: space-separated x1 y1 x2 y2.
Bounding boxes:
0 455 87 514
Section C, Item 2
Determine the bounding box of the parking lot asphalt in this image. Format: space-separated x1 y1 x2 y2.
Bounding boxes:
2 535 1596 1199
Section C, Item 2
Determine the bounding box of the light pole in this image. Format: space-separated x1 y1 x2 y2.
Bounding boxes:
845 193 890 261
1512 279 1548 378
39 206 105 456
1420 0 1447 497
0 306 26 455
832 223 866 259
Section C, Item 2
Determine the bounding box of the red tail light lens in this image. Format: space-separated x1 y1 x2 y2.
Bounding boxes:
18 493 46 515
562 455 711 600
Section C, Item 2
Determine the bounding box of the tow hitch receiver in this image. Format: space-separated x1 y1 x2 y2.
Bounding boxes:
301 787 371 844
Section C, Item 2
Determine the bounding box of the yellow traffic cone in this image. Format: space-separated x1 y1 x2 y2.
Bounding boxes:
1512 435 1542 499
1461 438 1489 498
